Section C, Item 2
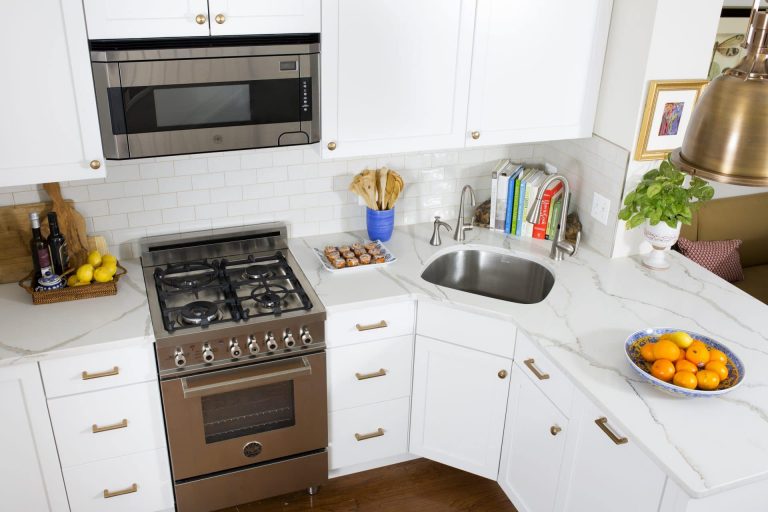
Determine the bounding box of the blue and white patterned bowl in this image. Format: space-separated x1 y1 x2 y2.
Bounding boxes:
624 328 745 398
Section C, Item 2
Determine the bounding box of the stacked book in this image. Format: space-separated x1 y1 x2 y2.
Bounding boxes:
489 160 564 239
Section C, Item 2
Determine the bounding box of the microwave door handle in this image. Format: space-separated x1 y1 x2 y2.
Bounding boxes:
181 357 312 399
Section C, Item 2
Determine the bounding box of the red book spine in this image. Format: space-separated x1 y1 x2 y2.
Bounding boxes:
532 181 563 239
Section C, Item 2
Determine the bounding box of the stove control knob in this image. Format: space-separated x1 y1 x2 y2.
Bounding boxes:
283 329 296 348
229 339 242 359
202 344 215 363
265 332 278 352
301 326 313 345
174 348 186 367
247 335 260 354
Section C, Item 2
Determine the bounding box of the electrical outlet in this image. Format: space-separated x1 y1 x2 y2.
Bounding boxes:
591 192 611 226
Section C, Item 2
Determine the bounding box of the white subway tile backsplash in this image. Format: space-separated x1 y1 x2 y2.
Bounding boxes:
242 184 275 199
305 206 334 222
225 169 259 186
128 210 163 227
77 200 110 218
158 176 192 193
140 161 174 179
162 207 195 224
195 203 228 220
174 158 208 176
317 161 347 177
0 193 13 206
257 197 288 213
275 180 304 196
241 152 274 169
304 177 333 194
210 186 243 203
208 155 242 172
105 164 140 182
88 182 126 200
287 164 317 181
178 189 211 206
192 172 226 190
13 189 48 204
143 193 178 211
256 166 289 183
109 196 144 214
272 148 304 166
124 179 159 196
227 200 260 217
93 214 129 231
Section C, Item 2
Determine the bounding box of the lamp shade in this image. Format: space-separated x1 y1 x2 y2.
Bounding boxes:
671 11 768 187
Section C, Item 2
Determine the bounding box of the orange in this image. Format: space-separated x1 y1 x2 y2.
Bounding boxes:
686 343 710 368
650 359 676 382
709 349 728 365
676 350 687 363
705 361 729 381
640 343 656 362
697 369 721 391
652 340 681 362
675 359 698 374
673 371 698 390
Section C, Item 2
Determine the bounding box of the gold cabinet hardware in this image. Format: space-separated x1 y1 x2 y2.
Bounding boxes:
215 13 226 24
92 419 128 434
595 417 628 445
327 141 337 151
523 359 550 380
89 159 102 170
195 14 207 24
82 366 119 380
471 131 481 140
498 369 508 379
550 425 562 436
355 368 387 380
355 320 388 332
103 483 138 499
355 428 385 441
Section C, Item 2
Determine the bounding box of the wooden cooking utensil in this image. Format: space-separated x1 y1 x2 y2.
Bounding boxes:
42 182 89 267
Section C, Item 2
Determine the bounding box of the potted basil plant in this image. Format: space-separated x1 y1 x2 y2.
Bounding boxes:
618 155 714 269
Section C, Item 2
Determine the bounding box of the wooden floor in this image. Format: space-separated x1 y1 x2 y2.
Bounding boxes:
218 458 518 512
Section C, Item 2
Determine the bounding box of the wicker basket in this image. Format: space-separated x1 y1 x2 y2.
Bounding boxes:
18 264 127 305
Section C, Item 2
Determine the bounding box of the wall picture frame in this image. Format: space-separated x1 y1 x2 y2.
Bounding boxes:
634 80 709 161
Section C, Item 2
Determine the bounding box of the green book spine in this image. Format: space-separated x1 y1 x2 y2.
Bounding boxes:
510 176 522 234
547 197 562 240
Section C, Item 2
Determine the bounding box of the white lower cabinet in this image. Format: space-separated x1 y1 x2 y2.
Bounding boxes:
498 364 569 512
410 335 512 479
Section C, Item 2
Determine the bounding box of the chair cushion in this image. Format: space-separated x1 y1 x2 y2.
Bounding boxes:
677 238 744 283
735 265 768 305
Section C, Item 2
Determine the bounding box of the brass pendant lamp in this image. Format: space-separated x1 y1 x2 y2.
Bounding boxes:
671 0 768 186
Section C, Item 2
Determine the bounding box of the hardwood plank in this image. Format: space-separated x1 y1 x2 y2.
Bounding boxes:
226 458 517 512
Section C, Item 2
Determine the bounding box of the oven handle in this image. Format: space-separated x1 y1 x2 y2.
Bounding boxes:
181 357 312 399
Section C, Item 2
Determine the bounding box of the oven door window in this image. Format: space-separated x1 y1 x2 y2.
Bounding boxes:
201 380 296 444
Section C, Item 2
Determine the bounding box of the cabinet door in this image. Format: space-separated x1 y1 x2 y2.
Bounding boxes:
0 364 69 512
410 336 512 479
82 0 211 39
0 0 105 187
466 0 612 146
559 397 666 512
498 365 568 512
209 0 320 36
321 0 476 158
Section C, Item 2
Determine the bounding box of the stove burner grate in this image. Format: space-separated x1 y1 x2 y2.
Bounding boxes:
243 265 275 281
251 285 290 310
157 262 217 292
179 301 221 326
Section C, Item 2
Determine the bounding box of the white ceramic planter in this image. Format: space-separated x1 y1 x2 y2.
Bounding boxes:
642 220 681 270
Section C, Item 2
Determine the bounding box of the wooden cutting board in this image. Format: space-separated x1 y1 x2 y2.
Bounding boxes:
0 201 106 285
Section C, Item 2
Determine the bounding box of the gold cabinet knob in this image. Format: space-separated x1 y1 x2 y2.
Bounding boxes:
89 160 102 170
195 14 207 24
471 131 480 140
498 369 508 379
550 425 562 436
215 13 226 24
327 141 337 151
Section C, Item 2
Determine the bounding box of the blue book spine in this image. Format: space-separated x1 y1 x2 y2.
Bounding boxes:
516 178 527 236
504 169 520 233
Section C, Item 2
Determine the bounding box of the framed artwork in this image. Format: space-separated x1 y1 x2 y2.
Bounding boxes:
634 80 709 161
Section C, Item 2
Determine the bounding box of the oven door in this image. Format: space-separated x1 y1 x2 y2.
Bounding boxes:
160 351 327 481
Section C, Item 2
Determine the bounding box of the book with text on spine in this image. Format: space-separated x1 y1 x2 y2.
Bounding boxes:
532 179 564 240
504 165 524 233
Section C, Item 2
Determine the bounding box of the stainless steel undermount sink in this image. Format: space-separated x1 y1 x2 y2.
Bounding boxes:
421 249 554 304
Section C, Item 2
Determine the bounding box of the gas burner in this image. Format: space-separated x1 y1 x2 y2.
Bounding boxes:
251 285 289 310
159 262 217 291
179 301 221 326
243 265 274 281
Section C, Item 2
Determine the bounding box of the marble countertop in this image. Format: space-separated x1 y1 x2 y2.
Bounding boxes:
0 259 152 367
289 223 768 499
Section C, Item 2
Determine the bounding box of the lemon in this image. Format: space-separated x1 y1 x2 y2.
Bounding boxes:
76 264 94 283
74 280 91 287
66 275 79 287
660 331 694 349
102 254 117 267
87 250 103 268
101 262 117 277
93 267 113 283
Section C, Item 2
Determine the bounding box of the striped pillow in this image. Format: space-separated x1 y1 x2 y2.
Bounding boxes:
676 238 744 283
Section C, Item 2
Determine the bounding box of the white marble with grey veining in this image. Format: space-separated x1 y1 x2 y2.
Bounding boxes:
289 223 768 499
0 259 152 366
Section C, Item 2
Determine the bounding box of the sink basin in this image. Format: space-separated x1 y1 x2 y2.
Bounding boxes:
421 249 554 304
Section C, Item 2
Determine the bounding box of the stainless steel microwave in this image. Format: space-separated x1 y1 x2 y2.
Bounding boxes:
90 35 320 159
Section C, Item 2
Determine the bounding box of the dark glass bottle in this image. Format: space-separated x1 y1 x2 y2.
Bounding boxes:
46 212 69 275
29 213 53 280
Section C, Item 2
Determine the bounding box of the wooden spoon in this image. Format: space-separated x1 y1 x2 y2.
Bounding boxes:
42 182 88 267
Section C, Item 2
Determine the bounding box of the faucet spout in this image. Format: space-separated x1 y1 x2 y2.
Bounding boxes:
454 185 476 242
526 175 580 260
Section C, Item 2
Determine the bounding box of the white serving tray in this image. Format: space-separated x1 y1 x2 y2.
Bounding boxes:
313 240 397 273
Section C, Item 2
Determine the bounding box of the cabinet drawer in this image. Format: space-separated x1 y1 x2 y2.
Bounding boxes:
327 301 415 348
40 344 156 398
417 301 516 358
328 335 413 411
47 381 166 468
329 398 410 470
63 448 173 512
513 331 574 415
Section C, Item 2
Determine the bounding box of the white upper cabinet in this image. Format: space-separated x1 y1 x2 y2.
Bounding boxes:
0 0 105 187
321 0 476 158
82 0 210 39
466 0 612 146
209 0 321 36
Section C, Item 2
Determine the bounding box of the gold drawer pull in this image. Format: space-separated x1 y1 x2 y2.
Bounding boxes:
103 483 138 499
523 359 550 380
595 417 628 445
355 368 387 380
355 428 385 442
82 366 119 380
550 425 562 436
355 320 388 332
92 419 128 434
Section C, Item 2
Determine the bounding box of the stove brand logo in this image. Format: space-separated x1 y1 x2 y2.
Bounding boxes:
243 441 263 458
